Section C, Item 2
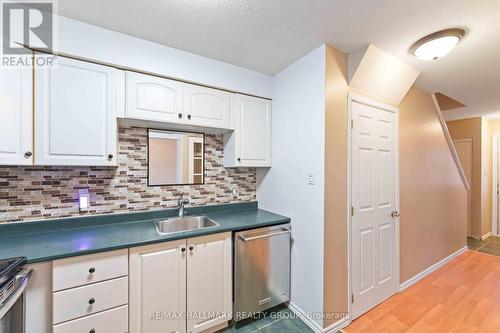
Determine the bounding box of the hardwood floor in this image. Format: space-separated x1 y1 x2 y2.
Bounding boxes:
344 251 500 333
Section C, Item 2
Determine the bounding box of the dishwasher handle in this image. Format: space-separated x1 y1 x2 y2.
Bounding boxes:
0 268 33 320
238 229 291 242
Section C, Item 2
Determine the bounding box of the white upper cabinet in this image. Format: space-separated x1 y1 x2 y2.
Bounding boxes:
184 84 232 129
224 94 272 167
187 232 232 333
0 59 33 165
34 55 120 166
126 71 185 123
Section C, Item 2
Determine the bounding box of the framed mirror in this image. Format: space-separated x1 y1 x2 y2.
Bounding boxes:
147 129 205 186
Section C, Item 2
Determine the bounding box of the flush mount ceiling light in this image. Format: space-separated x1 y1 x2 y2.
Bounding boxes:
411 28 465 60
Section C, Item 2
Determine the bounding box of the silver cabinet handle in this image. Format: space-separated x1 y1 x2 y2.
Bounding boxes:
391 210 400 218
239 229 291 242
0 269 33 319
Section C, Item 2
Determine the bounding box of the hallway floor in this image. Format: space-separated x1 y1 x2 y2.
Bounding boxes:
467 236 500 257
344 251 500 332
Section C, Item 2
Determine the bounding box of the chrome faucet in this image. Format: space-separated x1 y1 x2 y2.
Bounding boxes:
176 193 190 217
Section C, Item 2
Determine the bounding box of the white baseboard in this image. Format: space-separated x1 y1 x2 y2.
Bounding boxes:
287 302 351 333
482 232 492 240
399 246 468 292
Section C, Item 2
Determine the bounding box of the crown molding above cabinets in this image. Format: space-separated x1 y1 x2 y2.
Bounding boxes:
0 53 272 167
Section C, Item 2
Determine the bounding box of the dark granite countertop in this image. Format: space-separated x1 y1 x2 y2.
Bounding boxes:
0 202 290 263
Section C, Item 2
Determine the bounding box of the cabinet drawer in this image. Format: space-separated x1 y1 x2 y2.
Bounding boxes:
53 249 128 291
53 305 128 333
53 277 128 324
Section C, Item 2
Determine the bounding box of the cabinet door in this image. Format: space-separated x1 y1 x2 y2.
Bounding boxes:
34 55 118 166
224 94 272 167
129 240 187 333
184 84 232 129
0 64 33 165
126 71 184 123
187 232 232 333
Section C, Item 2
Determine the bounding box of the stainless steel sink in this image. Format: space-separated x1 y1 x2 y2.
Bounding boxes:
154 216 219 235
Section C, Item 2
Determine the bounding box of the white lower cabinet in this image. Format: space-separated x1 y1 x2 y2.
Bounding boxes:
52 277 128 324
187 233 232 333
129 232 232 333
53 305 128 333
129 239 187 333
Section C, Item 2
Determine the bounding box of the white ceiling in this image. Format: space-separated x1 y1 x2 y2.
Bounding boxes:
55 0 500 118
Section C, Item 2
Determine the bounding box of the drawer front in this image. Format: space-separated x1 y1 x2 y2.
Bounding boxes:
53 249 128 291
53 305 128 333
53 277 128 324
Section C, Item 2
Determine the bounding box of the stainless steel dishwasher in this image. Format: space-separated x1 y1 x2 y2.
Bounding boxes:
234 224 291 320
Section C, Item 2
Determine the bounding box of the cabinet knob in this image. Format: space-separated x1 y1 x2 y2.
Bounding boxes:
237 157 241 162
89 329 95 333
107 154 113 160
88 298 95 305
189 245 194 251
24 151 32 157
178 113 183 119
181 247 186 252
187 114 192 120
89 267 95 274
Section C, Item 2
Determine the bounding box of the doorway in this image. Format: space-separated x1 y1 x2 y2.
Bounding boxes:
453 138 473 237
349 95 399 319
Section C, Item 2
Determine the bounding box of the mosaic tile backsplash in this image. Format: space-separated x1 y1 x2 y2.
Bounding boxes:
0 124 256 223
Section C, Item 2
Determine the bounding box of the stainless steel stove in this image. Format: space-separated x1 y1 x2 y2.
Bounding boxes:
0 257 32 333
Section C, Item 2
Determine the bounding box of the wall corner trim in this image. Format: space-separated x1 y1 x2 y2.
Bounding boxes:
431 93 470 191
288 302 351 333
399 246 468 292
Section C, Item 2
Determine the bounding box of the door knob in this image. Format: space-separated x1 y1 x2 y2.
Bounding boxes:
24 151 32 157
178 113 183 119
107 154 113 160
391 210 400 218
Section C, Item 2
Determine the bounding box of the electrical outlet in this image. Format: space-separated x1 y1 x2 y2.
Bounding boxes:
232 188 238 196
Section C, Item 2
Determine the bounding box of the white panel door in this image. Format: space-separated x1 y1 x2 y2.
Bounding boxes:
126 71 184 123
185 84 232 129
34 55 118 166
351 98 398 319
129 240 187 333
0 63 33 165
187 232 232 333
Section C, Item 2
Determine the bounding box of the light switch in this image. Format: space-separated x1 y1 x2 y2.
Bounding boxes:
308 173 315 185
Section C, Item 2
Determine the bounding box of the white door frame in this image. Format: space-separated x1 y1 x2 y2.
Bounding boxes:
347 93 400 320
492 134 500 236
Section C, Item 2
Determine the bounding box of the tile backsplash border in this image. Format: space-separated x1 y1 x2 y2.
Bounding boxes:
0 124 256 223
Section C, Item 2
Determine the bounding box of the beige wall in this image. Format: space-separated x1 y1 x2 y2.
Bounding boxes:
324 44 349 328
446 117 484 237
400 87 467 282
